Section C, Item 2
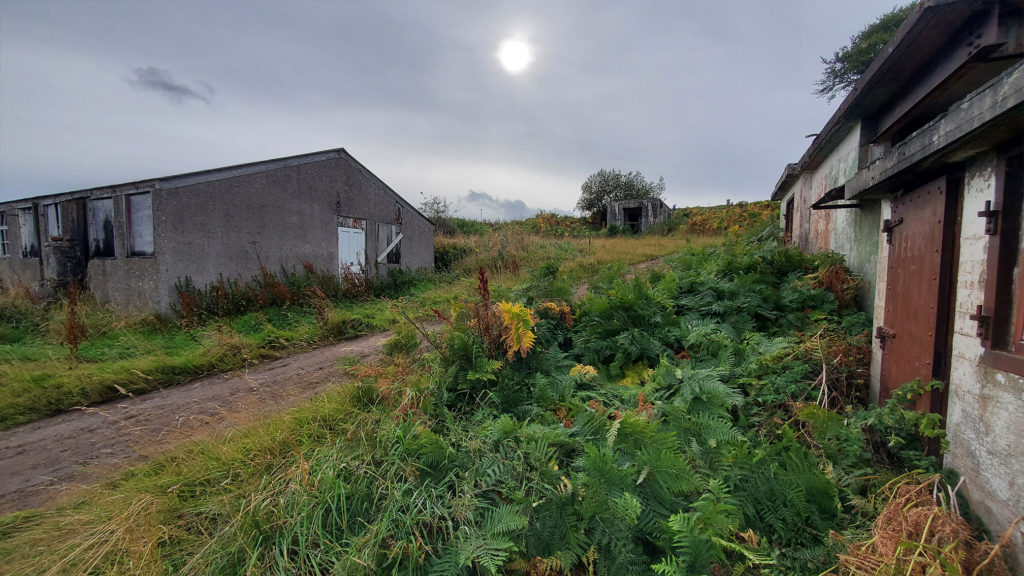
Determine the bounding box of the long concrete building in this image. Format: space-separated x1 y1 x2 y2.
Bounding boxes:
772 0 1023 568
0 148 434 311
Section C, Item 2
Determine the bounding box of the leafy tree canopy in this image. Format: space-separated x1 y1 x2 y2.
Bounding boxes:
576 168 666 220
814 2 916 102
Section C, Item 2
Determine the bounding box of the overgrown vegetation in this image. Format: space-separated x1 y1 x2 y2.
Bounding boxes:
669 200 778 236
3 232 1010 575
0 224 714 430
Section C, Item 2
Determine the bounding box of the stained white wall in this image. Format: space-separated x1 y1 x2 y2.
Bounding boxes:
945 151 1024 570
779 125 881 312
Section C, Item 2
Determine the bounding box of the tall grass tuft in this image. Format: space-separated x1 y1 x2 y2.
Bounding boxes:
59 284 88 366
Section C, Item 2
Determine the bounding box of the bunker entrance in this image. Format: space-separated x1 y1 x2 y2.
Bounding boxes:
623 206 642 233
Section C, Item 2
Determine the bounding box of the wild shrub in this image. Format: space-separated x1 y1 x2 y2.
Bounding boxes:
382 326 420 358
513 261 573 302
341 265 372 299
59 283 88 364
672 201 779 236
305 285 330 329
172 261 399 324
371 267 425 298
434 239 473 272
322 308 368 340
0 282 44 344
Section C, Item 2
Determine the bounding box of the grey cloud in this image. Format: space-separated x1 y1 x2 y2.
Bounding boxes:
126 67 213 104
453 190 572 221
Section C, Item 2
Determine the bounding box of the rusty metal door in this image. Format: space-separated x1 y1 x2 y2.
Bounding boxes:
878 176 957 412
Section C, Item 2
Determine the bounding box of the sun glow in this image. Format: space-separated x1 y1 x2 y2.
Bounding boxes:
497 38 533 74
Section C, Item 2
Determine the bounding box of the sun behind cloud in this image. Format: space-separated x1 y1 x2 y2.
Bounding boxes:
497 37 533 74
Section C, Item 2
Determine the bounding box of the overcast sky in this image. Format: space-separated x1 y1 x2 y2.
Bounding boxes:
0 0 903 218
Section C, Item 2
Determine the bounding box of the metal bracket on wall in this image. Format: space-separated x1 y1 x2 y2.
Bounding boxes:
968 305 992 340
978 200 999 235
881 217 904 245
874 325 896 350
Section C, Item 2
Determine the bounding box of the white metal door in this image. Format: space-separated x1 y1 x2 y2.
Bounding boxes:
338 226 365 273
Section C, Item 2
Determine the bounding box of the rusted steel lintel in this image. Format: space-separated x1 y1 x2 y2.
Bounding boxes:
812 202 862 210
811 184 861 210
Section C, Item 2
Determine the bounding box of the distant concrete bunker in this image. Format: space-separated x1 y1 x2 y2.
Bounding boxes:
607 197 669 233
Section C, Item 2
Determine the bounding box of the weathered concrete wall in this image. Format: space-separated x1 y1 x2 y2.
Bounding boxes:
335 154 434 275
154 160 339 310
86 193 163 311
156 154 433 311
0 208 43 291
0 150 434 312
778 126 880 312
826 200 881 312
807 126 861 254
944 152 1024 571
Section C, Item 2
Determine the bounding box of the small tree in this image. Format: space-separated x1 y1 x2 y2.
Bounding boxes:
576 169 665 225
814 2 916 102
419 192 455 237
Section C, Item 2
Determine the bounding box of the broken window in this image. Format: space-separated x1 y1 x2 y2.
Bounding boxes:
394 201 403 225
19 206 39 258
126 192 154 256
377 223 402 265
0 213 9 257
44 202 62 239
784 197 795 242
88 198 116 258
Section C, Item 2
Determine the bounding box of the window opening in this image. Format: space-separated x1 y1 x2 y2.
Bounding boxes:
0 213 9 257
126 192 154 256
1002 153 1024 356
19 206 39 258
377 223 402 264
88 198 116 258
784 197 795 241
44 203 62 239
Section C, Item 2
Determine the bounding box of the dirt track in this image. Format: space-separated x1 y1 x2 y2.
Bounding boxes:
0 331 393 514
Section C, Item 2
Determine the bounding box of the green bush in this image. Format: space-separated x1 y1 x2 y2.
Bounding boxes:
382 327 420 358
434 242 472 272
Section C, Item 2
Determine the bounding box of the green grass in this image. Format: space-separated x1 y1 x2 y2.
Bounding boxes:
0 300 393 430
